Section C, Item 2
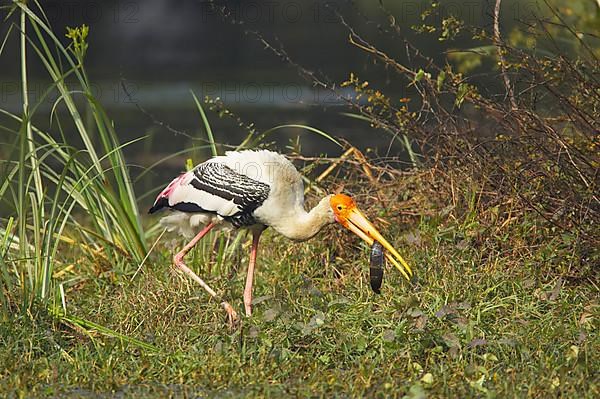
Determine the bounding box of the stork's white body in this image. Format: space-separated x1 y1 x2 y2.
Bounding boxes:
155 149 333 241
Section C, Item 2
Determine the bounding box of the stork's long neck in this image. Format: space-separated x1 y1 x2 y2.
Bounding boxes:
271 195 334 241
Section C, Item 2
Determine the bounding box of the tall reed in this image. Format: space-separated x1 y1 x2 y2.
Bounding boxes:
1 1 147 314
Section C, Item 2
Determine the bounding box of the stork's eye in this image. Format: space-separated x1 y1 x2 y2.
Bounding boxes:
337 205 343 211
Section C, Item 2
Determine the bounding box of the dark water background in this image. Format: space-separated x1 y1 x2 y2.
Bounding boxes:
0 0 532 201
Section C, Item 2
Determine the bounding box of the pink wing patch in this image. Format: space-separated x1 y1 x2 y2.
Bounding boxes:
149 172 189 214
155 173 185 202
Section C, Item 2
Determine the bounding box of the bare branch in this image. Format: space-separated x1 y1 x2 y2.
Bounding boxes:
493 0 517 111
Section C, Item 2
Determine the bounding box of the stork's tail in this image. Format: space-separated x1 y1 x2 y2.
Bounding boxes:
148 197 169 214
149 173 187 214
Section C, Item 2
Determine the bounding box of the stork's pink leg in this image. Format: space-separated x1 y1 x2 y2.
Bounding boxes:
173 222 239 326
243 230 262 317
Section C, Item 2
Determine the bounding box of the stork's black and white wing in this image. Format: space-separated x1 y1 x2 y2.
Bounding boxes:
149 162 270 228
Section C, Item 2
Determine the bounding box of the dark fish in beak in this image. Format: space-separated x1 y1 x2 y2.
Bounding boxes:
369 241 384 294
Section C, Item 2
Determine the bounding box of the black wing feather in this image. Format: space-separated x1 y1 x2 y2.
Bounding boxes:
190 162 271 227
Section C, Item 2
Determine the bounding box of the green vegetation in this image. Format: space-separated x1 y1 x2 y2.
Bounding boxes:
1 171 597 397
1 1 598 398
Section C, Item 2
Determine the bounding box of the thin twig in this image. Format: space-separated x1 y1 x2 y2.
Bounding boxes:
131 228 167 282
493 0 517 111
119 79 235 149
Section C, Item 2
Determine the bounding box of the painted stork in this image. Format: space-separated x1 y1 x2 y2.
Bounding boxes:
149 150 412 325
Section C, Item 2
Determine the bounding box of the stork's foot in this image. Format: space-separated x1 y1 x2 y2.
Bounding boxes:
221 301 239 328
244 295 252 317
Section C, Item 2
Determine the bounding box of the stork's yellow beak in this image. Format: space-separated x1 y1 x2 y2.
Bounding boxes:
331 194 413 280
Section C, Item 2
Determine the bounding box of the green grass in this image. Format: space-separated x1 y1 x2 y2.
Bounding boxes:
1 193 597 398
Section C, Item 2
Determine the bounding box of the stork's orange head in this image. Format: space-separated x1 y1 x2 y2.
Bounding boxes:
330 193 356 226
329 193 413 280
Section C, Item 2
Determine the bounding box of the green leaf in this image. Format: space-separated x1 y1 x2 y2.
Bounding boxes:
437 70 446 91
415 69 425 82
